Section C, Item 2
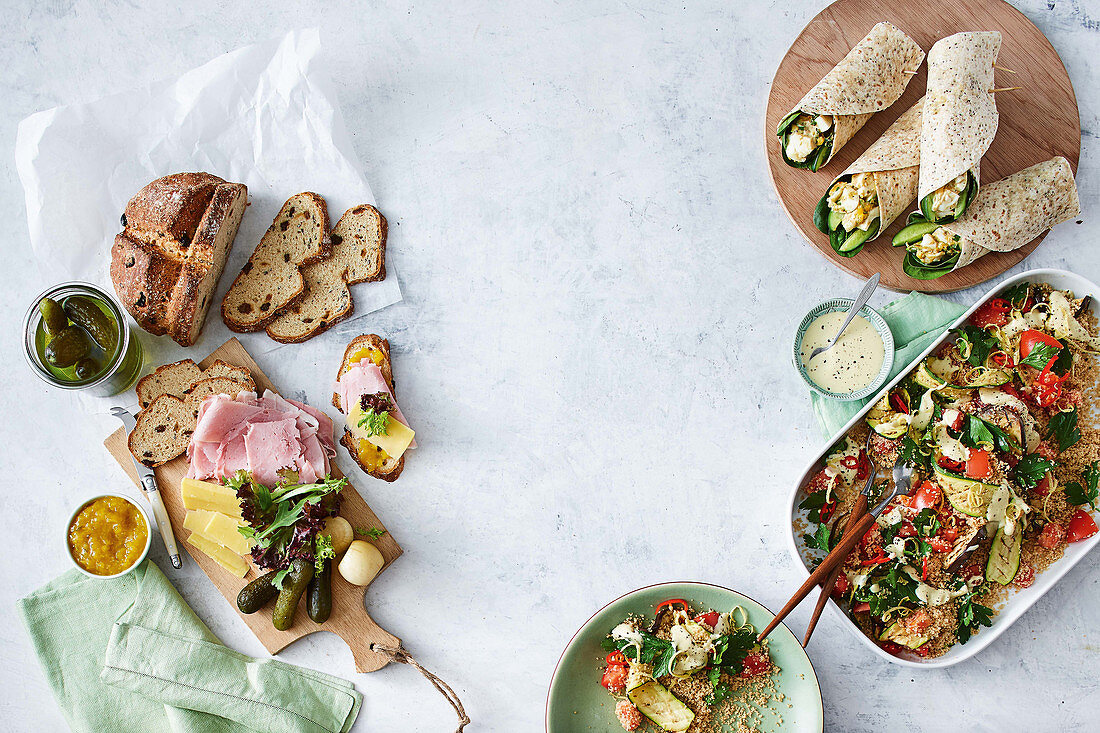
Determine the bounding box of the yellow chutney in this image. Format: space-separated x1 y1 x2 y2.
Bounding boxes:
68 496 148 576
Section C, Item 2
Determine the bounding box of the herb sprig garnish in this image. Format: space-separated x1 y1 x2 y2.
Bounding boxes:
357 393 395 437
1048 407 1081 453
1065 461 1100 511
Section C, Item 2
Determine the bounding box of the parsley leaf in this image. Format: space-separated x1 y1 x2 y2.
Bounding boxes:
1019 342 1061 370
913 508 941 538
1001 283 1030 310
961 415 1019 454
1047 408 1081 453
898 436 932 473
605 631 676 677
957 325 999 367
956 584 993 644
1064 461 1100 511
1012 453 1057 490
803 522 832 552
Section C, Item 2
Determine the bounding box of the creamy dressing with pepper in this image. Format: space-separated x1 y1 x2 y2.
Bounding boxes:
800 311 885 394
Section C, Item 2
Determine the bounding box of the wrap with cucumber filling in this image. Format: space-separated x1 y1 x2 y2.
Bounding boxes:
894 157 1079 280
917 32 1000 224
777 22 924 172
814 98 923 257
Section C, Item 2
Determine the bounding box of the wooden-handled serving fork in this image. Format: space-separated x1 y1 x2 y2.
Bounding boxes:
759 451 917 643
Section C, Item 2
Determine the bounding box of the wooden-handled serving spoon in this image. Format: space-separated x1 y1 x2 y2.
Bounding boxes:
759 453 916 643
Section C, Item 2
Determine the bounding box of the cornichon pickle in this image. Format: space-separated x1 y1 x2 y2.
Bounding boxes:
306 559 332 624
73 358 100 380
39 297 69 335
272 559 313 631
44 326 92 368
62 295 118 352
237 570 280 614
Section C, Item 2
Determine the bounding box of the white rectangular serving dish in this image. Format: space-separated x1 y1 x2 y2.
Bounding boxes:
786 269 1100 668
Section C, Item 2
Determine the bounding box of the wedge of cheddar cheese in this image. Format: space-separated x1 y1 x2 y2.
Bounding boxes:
187 533 249 578
181 478 243 518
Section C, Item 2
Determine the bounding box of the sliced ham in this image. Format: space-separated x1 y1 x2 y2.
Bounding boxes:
244 418 301 488
190 397 267 444
335 362 417 448
186 386 338 486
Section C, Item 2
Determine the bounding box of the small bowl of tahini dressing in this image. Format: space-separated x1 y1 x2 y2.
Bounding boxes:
793 299 893 401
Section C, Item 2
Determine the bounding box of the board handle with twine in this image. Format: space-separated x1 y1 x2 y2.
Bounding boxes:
371 643 470 731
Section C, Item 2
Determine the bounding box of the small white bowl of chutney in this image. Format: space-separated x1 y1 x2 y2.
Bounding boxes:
793 299 893 401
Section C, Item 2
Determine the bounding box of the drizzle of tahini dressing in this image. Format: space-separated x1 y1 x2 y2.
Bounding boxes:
800 311 885 394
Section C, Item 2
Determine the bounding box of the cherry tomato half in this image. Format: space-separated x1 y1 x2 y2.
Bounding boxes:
1019 330 1062 363
601 664 629 692
911 480 942 511
1038 522 1065 549
693 611 720 629
965 449 992 479
970 299 1011 328
1067 510 1098 542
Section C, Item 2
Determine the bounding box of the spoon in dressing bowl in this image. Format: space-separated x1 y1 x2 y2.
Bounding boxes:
807 273 880 362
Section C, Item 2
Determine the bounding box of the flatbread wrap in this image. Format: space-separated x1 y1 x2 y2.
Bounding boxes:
894 157 1079 280
814 97 923 257
917 31 1001 224
777 21 924 172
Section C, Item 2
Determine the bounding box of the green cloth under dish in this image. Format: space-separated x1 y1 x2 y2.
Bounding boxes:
18 560 361 733
811 292 966 437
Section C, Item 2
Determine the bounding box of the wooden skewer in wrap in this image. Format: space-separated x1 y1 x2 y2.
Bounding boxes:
371 643 470 732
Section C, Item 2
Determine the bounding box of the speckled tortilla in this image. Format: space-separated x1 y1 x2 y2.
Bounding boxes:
946 157 1080 270
918 32 1001 202
788 21 924 166
830 98 923 238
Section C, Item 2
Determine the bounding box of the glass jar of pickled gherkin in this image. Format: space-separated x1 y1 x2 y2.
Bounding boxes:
22 282 144 397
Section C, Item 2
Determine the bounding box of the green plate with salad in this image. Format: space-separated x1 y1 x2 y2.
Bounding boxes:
546 582 823 733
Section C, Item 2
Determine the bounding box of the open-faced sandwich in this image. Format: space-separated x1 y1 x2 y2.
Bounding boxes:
332 335 416 481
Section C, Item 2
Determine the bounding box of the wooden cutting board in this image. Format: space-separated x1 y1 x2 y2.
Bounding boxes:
105 337 402 672
765 0 1081 293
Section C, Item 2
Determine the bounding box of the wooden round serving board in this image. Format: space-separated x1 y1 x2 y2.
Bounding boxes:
765 0 1080 293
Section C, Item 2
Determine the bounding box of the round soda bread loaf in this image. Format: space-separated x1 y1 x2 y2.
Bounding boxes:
111 172 247 346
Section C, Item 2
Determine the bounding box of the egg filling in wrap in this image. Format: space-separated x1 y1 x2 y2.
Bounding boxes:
917 32 1000 224
894 157 1080 280
815 98 923 256
777 21 924 172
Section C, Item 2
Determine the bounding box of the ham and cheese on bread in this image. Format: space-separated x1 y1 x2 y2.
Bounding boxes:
332 334 414 482
187 389 337 486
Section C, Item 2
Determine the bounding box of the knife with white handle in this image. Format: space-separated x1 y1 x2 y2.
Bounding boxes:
110 406 183 569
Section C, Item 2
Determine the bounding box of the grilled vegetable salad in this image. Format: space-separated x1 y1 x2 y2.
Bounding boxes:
599 600 772 731
800 282 1100 658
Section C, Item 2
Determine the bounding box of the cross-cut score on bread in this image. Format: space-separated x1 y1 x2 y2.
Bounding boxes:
136 358 252 409
111 172 247 346
128 373 255 467
265 204 389 343
221 193 331 332
332 335 416 482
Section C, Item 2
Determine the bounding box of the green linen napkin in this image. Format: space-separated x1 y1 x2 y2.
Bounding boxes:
18 560 361 733
811 292 966 437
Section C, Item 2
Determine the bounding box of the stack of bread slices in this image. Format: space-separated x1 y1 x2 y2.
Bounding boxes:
220 194 388 343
